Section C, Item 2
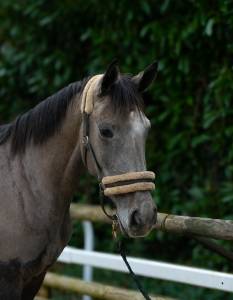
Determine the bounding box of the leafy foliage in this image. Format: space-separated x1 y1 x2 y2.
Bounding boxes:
0 0 233 299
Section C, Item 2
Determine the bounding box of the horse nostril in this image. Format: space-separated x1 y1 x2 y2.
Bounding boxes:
130 210 142 227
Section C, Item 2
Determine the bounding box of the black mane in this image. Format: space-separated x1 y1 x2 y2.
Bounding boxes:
0 80 86 154
0 74 142 154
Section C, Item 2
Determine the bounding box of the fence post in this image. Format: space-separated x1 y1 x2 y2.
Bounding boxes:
82 221 94 300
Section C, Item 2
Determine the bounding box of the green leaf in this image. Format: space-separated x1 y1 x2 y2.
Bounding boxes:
191 135 210 147
205 18 215 36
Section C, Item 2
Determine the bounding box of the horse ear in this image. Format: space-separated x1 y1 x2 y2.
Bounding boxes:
101 60 119 94
133 61 158 92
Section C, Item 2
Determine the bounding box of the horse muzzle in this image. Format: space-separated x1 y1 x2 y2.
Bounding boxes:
101 171 157 237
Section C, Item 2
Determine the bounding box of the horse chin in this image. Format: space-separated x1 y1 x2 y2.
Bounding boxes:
127 228 152 238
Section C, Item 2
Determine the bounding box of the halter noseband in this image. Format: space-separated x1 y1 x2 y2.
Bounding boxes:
80 75 156 197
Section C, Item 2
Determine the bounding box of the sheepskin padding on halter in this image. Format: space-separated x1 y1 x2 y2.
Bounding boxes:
81 75 103 114
102 171 155 196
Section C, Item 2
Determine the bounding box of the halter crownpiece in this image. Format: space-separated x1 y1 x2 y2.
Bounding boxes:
81 76 156 195
81 74 103 114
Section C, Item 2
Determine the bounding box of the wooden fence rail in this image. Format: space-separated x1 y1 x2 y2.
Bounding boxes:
36 204 232 299
70 204 233 241
43 272 175 300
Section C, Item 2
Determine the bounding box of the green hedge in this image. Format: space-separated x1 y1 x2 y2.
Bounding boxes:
0 1 233 299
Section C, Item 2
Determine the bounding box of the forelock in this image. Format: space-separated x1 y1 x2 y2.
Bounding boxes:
101 75 143 115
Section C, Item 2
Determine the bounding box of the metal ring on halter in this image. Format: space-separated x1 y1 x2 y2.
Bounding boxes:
82 135 89 145
99 183 116 221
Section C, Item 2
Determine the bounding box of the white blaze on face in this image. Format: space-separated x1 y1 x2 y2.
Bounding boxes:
129 111 150 137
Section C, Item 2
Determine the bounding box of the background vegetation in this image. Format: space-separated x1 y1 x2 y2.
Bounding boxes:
0 0 233 299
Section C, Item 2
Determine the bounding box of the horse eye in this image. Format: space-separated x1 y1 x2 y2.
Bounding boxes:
100 128 114 138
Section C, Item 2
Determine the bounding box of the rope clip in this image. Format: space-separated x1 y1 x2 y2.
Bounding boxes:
82 135 89 146
112 219 118 240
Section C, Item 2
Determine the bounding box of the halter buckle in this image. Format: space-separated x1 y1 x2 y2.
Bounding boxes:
112 219 118 239
82 135 89 147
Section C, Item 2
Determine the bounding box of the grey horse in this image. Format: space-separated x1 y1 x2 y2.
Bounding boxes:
0 61 157 299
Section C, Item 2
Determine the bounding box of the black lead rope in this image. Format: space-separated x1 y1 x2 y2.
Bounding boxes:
118 240 152 300
99 188 152 300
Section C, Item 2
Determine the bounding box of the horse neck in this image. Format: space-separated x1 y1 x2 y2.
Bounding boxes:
22 95 84 202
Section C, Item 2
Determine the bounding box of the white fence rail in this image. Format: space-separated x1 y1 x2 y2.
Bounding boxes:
58 246 233 293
